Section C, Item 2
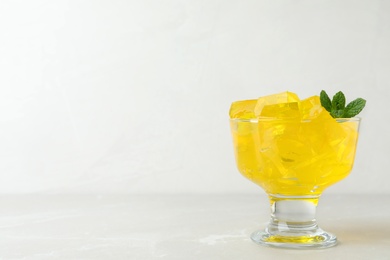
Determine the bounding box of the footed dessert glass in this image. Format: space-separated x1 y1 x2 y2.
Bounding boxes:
230 117 360 249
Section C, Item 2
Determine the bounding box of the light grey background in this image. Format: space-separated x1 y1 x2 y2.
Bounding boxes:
0 0 388 194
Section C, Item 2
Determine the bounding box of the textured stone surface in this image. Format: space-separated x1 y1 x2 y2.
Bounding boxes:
0 194 389 259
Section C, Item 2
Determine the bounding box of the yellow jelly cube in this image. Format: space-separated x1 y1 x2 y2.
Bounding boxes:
254 92 301 118
300 96 327 120
229 99 257 119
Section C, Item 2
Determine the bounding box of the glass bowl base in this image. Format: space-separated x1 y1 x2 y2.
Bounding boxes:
251 229 337 249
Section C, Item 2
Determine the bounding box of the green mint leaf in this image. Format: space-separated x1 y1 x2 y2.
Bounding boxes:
343 98 366 118
320 90 332 112
331 91 346 111
330 109 344 118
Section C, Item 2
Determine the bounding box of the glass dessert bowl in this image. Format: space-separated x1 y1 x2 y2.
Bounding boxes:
229 92 361 249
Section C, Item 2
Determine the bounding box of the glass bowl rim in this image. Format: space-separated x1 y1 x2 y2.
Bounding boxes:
230 117 361 123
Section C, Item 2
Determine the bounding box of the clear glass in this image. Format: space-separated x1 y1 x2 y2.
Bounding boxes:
230 117 360 249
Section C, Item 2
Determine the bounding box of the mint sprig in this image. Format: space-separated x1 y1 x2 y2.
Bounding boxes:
320 90 366 118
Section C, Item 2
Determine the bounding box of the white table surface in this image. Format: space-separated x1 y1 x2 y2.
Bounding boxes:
0 194 389 259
